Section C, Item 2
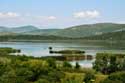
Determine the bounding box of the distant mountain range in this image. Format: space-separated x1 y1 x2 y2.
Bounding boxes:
0 25 38 33
23 29 60 35
0 23 125 40
50 23 125 38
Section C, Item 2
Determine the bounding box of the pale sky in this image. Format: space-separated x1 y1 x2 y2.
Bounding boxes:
0 0 125 29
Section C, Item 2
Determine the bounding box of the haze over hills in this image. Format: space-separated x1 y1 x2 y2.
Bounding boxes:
0 25 38 33
0 25 61 36
0 23 125 39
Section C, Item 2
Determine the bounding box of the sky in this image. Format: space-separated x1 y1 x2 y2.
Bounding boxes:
0 0 125 29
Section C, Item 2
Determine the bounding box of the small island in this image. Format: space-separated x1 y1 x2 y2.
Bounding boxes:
48 47 94 61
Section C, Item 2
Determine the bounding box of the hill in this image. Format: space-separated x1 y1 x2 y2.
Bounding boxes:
83 30 125 40
51 23 125 38
23 29 60 35
11 25 39 33
0 23 125 38
0 25 39 33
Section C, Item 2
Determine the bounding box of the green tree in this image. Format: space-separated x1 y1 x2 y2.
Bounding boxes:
63 61 72 68
75 62 80 69
108 55 118 73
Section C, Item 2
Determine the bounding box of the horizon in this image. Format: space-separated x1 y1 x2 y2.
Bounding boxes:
0 22 124 29
0 0 125 29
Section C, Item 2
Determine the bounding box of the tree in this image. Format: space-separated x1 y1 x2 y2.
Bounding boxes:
108 55 118 73
93 53 124 74
93 53 109 74
63 61 72 68
75 62 80 69
49 47 53 53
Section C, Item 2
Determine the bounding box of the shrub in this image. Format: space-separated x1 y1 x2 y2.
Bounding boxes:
101 71 125 83
83 72 95 83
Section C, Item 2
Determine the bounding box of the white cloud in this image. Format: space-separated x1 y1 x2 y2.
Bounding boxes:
0 12 57 23
0 12 20 18
0 12 58 27
47 16 57 20
73 10 100 19
28 15 57 21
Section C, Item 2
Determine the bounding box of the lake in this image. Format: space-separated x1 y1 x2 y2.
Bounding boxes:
0 41 125 67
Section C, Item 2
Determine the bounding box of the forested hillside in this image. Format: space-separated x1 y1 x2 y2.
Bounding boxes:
84 30 125 40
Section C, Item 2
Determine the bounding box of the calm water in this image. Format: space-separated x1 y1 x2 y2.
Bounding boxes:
0 41 125 67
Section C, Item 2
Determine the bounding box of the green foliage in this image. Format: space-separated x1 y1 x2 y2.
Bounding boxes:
84 30 125 40
50 23 125 38
0 35 71 41
1 23 125 40
61 72 84 83
75 62 80 69
17 55 29 61
1 47 125 83
0 47 21 57
35 79 49 83
0 57 11 76
83 72 95 83
101 79 122 83
0 48 66 83
63 61 72 68
46 58 56 68
93 53 125 74
101 71 125 83
95 74 107 83
47 70 65 83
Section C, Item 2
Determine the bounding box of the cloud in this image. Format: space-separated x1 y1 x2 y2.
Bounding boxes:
73 10 100 19
26 14 57 21
0 12 57 23
0 12 20 18
46 16 57 20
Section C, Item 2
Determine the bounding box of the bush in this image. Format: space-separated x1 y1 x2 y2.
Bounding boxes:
35 79 49 83
83 72 95 83
46 58 56 68
63 61 72 68
101 71 125 83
